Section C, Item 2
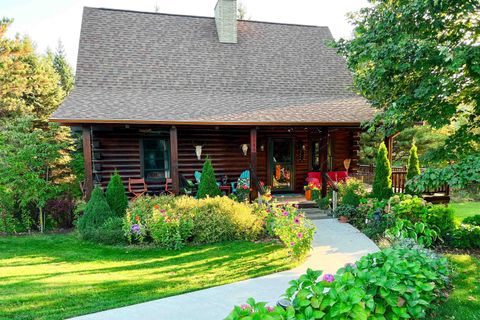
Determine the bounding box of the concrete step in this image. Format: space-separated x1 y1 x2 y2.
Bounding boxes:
301 208 332 220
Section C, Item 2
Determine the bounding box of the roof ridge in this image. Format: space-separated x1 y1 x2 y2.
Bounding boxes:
84 6 330 29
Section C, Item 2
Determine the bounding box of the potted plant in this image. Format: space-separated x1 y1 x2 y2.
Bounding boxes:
304 183 319 201
333 204 357 223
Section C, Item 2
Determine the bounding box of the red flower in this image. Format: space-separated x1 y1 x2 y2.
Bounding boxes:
242 185 248 190
135 215 140 222
153 204 160 210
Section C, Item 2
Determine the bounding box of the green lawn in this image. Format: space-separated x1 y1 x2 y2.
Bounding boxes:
433 255 480 320
449 202 480 222
0 234 295 320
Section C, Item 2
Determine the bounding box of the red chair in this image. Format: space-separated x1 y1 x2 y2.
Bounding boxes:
128 178 148 201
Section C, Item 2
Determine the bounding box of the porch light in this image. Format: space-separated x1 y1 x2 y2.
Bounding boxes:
241 143 249 156
195 145 203 160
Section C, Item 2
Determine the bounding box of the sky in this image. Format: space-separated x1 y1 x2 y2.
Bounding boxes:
2 0 369 69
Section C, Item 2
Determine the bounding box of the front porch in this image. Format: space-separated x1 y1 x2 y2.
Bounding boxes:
81 124 362 199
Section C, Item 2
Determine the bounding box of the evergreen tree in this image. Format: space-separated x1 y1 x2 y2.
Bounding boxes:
406 142 421 180
105 171 128 217
372 142 393 200
77 187 114 238
197 157 221 199
52 41 74 95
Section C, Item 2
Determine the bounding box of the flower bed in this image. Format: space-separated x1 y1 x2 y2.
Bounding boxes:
123 195 315 258
226 242 449 319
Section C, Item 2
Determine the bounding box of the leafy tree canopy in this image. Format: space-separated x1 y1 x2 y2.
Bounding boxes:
335 0 480 186
0 18 66 120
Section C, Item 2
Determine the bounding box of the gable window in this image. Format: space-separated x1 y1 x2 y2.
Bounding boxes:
142 139 170 180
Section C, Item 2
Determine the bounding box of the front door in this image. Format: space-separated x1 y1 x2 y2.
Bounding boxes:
269 138 294 192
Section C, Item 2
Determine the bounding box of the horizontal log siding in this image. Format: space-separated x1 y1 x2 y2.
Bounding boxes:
89 125 362 194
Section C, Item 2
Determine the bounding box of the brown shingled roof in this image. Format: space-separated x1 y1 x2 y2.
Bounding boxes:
51 7 374 125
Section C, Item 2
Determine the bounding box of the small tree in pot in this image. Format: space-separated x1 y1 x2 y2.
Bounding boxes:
333 204 358 223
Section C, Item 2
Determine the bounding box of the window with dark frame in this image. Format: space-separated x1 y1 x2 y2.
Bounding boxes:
311 140 334 171
142 139 170 181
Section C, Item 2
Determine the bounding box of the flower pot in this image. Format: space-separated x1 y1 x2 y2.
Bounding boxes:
305 190 312 201
338 215 349 223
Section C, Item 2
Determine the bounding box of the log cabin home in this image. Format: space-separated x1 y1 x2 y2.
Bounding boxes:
51 0 375 199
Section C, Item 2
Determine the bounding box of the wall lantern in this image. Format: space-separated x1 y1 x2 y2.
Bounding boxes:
241 144 249 156
260 144 265 152
195 145 203 160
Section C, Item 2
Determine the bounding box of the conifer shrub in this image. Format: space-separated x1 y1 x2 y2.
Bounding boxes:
405 142 421 194
196 157 221 199
105 171 128 217
77 187 122 244
372 142 393 200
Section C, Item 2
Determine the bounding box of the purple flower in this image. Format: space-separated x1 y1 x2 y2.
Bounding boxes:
160 209 166 213
282 211 289 216
131 224 141 235
322 274 335 283
297 232 303 239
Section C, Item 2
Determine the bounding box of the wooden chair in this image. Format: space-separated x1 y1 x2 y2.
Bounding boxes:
162 178 174 196
128 178 148 201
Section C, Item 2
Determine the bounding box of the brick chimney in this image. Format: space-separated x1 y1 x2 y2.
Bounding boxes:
214 0 237 44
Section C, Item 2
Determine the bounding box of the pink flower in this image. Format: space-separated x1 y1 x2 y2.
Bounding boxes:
242 185 248 190
160 209 166 213
282 211 289 216
290 242 295 246
294 217 300 224
240 304 250 310
266 306 274 312
297 233 303 238
322 274 335 283
294 204 299 208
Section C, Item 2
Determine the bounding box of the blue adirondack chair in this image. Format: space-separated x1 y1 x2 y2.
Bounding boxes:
231 170 250 193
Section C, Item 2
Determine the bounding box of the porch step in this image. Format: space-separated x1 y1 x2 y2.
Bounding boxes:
301 208 332 220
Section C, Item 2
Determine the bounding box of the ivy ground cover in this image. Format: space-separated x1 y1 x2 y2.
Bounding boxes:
0 234 296 320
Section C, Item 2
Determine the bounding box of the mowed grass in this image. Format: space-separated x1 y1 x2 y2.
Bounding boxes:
433 255 480 320
449 202 480 222
0 234 295 320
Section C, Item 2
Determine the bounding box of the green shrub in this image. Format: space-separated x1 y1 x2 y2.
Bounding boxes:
338 178 367 207
449 224 480 249
105 171 128 217
265 203 316 258
197 157 221 199
390 194 428 222
405 142 421 194
149 206 194 250
385 218 439 247
463 214 480 226
90 217 125 245
228 245 449 319
77 187 116 241
372 142 393 200
427 205 456 237
332 204 357 219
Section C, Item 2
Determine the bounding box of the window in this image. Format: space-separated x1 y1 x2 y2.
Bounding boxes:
142 139 170 180
311 140 334 171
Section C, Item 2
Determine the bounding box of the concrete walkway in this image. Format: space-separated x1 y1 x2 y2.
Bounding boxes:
72 219 378 320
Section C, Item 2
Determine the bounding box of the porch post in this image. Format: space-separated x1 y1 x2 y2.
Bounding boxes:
82 125 93 199
384 134 394 165
320 127 329 198
250 127 258 200
170 126 180 195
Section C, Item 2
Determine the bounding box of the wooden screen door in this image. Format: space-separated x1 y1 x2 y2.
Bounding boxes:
269 138 294 192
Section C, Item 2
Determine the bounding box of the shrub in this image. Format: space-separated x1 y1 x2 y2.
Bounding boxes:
338 178 367 207
405 142 420 194
149 206 194 250
45 197 76 229
372 142 393 200
390 194 428 222
265 203 316 258
229 245 449 319
332 204 357 219
385 218 439 247
77 187 116 241
105 171 128 217
90 217 125 245
426 205 456 238
449 224 480 249
197 157 221 199
463 214 480 226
